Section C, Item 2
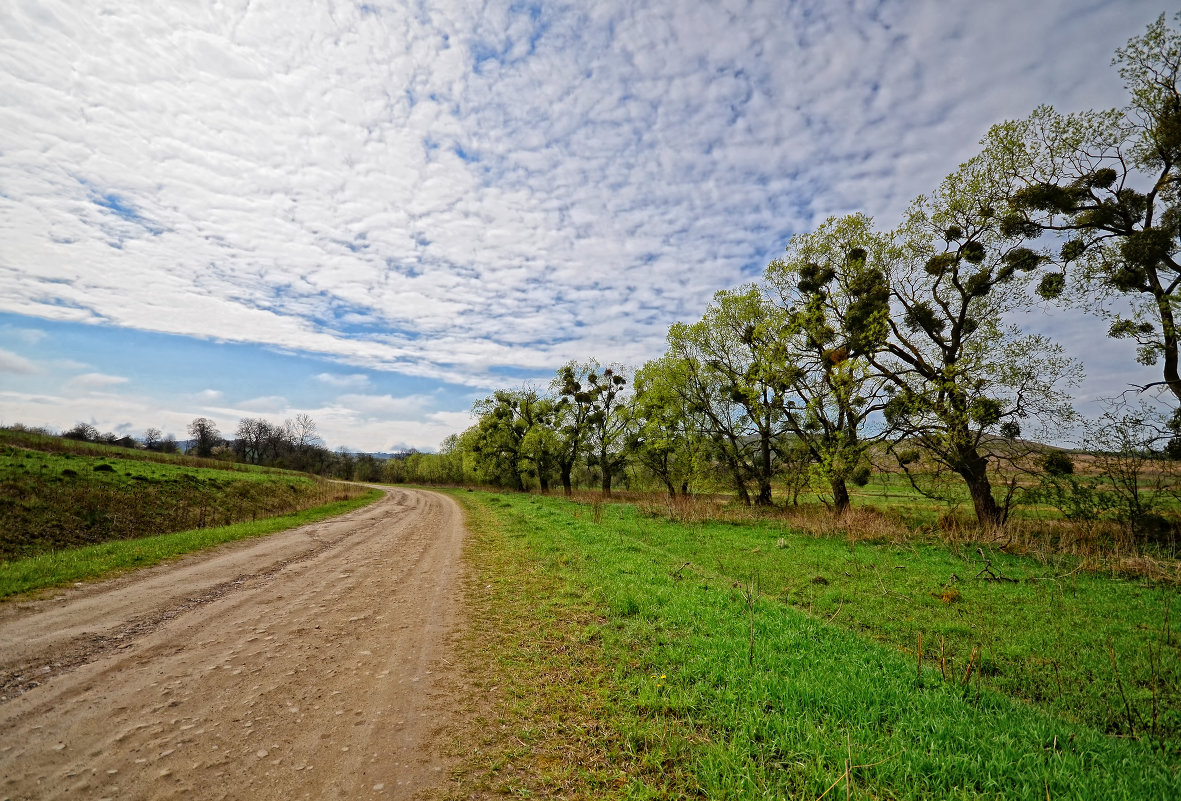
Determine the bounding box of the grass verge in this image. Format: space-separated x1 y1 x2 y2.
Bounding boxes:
0 488 381 600
442 490 1179 799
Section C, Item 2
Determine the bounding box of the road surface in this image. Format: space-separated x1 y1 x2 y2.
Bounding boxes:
0 488 465 800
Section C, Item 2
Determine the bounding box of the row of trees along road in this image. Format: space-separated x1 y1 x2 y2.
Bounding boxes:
450 16 1181 529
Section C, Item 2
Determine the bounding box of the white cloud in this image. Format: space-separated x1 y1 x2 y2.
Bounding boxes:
0 347 38 374
235 395 289 414
67 372 128 390
0 0 1168 445
4 327 48 346
196 389 223 402
314 372 371 390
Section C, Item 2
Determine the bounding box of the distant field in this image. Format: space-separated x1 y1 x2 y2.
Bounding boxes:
445 490 1179 800
0 435 368 561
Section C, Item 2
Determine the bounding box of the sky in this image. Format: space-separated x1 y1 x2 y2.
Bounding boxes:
0 0 1170 452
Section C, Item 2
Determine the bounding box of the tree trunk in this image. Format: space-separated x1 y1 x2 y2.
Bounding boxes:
755 430 774 506
734 474 751 506
755 477 773 506
831 478 850 516
560 465 573 496
1156 289 1181 407
958 453 1003 528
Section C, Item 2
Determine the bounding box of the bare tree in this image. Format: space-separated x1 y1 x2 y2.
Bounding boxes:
142 427 162 451
188 417 220 458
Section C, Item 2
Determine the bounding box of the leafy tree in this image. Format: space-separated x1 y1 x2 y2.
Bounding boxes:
517 389 560 492
467 387 557 491
872 158 1079 527
765 213 892 514
187 417 220 458
467 391 528 490
630 355 710 497
987 14 1181 411
581 362 631 496
667 286 791 506
550 362 599 495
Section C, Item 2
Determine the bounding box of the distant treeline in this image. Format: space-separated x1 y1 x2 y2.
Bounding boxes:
14 414 389 483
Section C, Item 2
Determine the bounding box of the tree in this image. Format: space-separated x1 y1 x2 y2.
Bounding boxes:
667 286 791 506
64 422 98 442
516 388 560 492
765 213 892 514
987 14 1181 412
285 413 322 469
550 363 599 495
467 388 553 490
188 417 220 458
871 158 1080 528
630 355 709 497
141 427 162 451
235 417 275 465
581 362 631 496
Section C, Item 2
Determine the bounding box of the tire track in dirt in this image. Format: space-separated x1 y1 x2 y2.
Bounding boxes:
0 488 465 800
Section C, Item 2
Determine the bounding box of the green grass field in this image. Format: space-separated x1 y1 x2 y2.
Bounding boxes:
446 490 1180 799
0 439 366 560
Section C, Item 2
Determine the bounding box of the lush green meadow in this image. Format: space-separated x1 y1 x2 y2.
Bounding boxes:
0 436 368 560
446 490 1179 799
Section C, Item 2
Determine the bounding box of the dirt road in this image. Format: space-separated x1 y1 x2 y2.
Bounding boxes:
0 488 466 800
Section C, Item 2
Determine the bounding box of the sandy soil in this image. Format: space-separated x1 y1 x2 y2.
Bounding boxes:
0 488 466 800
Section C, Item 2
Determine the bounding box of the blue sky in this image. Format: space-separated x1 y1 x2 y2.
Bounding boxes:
0 0 1168 451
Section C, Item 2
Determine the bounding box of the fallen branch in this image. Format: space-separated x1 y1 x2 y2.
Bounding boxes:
825 601 845 624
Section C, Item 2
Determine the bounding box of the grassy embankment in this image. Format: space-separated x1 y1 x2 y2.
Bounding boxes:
444 490 1179 800
0 431 379 598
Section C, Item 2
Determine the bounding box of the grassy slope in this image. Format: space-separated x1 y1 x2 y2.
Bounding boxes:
0 488 381 599
446 490 1179 800
0 440 357 559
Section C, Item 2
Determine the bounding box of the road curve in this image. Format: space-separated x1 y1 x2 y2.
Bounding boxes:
0 487 466 800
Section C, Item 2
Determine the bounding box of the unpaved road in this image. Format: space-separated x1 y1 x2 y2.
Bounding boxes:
0 488 465 800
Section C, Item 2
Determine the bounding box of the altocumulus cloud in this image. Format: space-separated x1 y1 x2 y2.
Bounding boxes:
0 0 1165 398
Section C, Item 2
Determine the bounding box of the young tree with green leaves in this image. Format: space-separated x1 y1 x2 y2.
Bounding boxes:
666 286 792 506
467 389 538 490
630 355 710 497
764 213 892 515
